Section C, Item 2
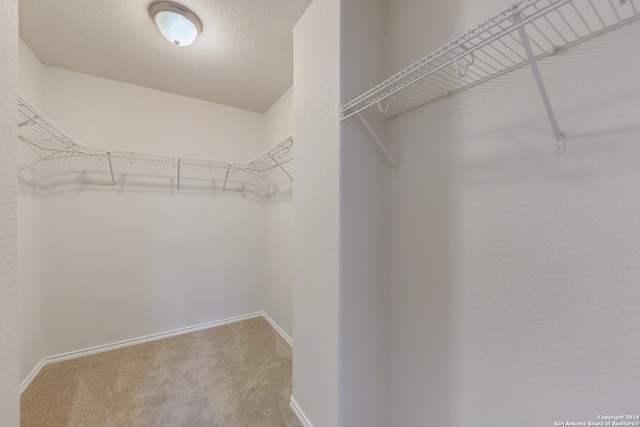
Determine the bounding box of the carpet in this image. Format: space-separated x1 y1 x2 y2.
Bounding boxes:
21 317 301 427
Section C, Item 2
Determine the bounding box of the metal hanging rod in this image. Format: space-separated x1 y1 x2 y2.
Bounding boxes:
340 0 640 132
17 96 294 193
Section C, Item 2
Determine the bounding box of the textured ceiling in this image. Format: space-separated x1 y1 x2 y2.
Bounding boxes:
19 0 311 112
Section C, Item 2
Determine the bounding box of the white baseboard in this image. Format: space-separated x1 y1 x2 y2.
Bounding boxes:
20 311 264 394
261 311 293 347
20 358 47 395
290 395 313 427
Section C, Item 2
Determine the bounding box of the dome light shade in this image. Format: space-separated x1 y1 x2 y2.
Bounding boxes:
149 2 202 47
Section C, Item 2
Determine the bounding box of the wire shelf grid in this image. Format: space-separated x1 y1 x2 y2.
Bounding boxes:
340 0 640 121
17 96 294 193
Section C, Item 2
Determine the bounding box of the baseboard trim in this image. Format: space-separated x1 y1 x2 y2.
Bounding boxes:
261 311 293 347
20 358 47 395
290 396 313 427
20 311 263 394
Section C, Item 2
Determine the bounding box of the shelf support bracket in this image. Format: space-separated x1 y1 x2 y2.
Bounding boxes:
454 45 475 78
256 168 280 194
357 114 399 169
18 134 45 160
107 151 115 185
377 96 396 114
268 153 294 182
176 159 181 190
18 118 33 128
18 149 63 172
223 163 232 191
513 11 565 154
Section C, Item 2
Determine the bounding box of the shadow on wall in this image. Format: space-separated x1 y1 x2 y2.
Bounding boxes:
382 11 640 425
383 98 458 426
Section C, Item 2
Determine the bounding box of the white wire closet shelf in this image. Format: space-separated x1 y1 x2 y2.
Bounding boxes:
341 0 640 124
17 96 294 194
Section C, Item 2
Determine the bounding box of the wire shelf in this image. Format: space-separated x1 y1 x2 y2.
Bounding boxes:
17 96 294 194
340 0 640 121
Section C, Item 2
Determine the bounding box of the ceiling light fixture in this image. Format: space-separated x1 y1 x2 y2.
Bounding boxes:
149 2 202 47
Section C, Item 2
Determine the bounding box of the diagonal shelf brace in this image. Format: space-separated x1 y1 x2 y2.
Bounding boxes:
18 148 64 172
177 159 181 190
255 168 280 194
357 114 399 170
268 153 294 182
107 152 115 185
18 135 46 160
513 11 565 154
223 163 231 191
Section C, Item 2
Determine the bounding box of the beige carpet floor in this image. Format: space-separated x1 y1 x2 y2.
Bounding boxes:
21 317 301 427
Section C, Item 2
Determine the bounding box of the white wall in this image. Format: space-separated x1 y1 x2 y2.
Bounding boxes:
292 0 341 424
0 0 20 424
264 87 295 340
382 0 640 425
19 39 44 107
339 0 387 426
265 87 294 149
43 67 265 160
18 38 47 385
39 67 268 356
16 43 297 384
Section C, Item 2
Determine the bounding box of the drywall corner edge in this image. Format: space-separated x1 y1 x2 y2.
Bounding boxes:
290 395 314 427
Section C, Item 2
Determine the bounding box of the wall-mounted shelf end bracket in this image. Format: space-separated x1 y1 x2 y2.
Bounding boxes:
513 9 565 154
357 114 399 170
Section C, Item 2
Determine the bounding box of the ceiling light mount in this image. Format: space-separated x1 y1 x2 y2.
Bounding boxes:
149 2 202 47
